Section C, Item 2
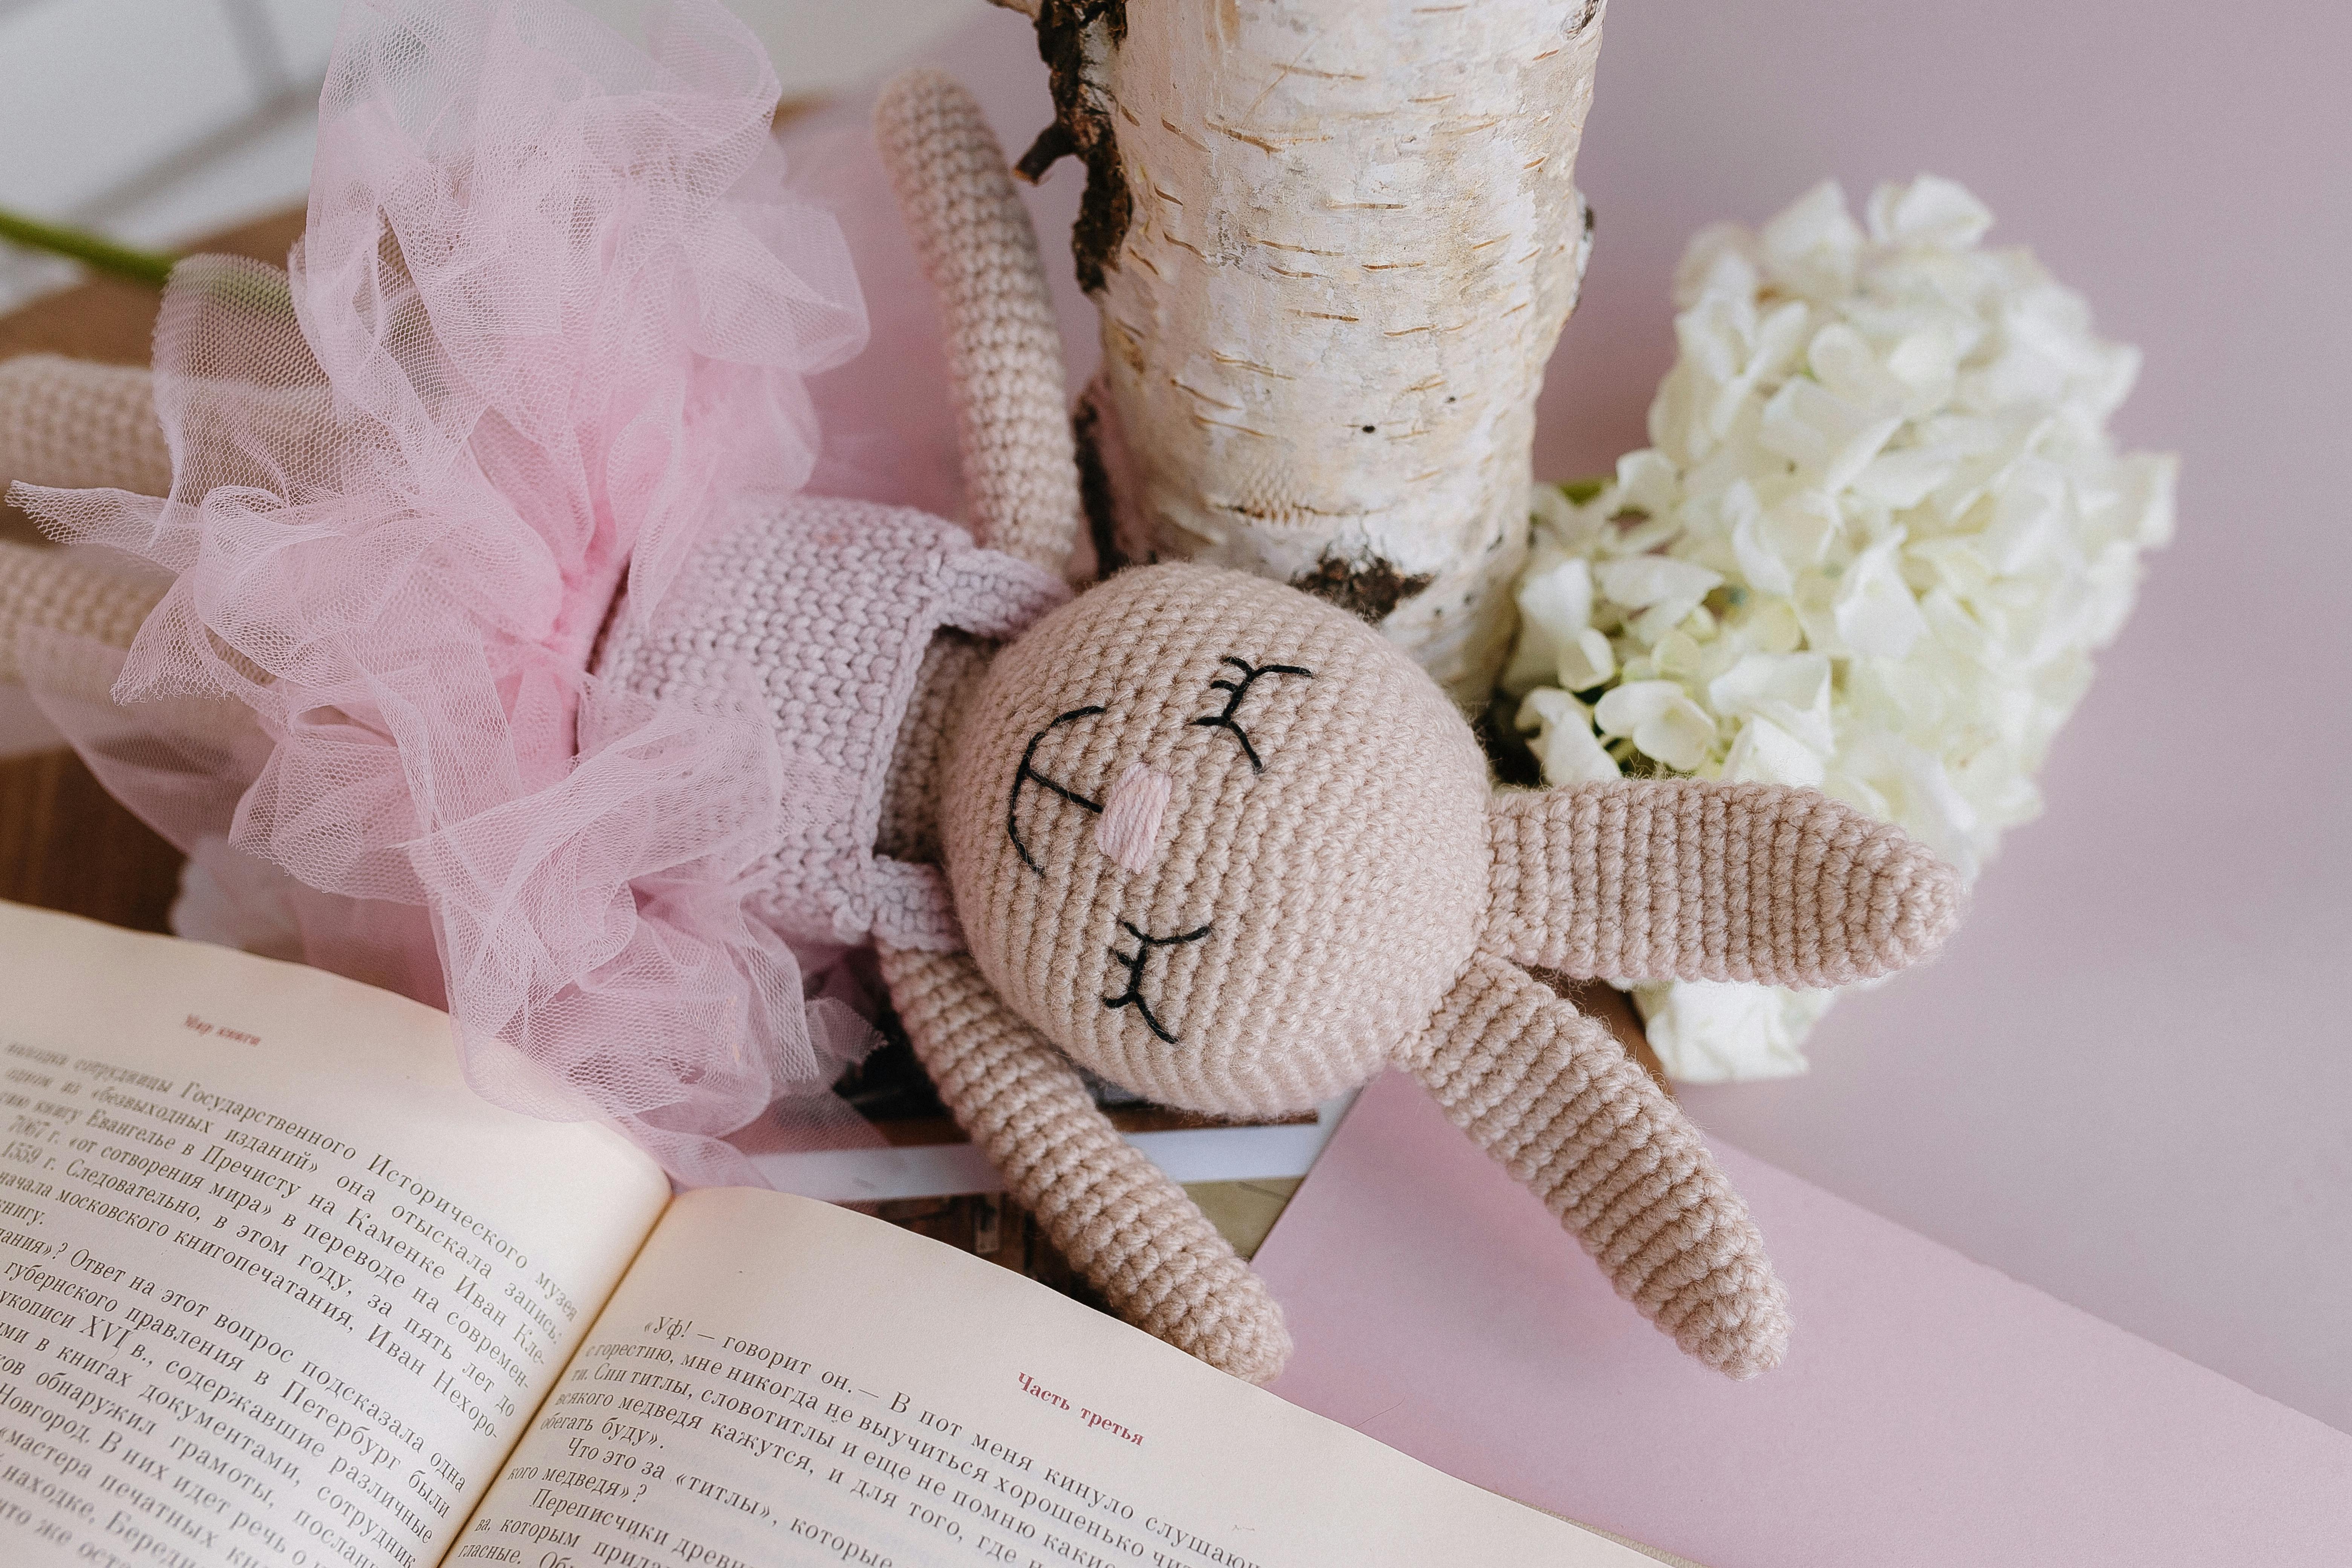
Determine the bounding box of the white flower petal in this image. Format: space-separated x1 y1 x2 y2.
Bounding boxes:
1559 626 1617 691
1722 716 1827 788
1759 378 1903 491
1851 447 1956 508
1529 479 1582 535
1634 980 1836 1083
1759 180 1864 298
1593 680 1676 734
1727 485 1795 596
1596 680 1717 772
1808 322 1907 415
1672 221 1761 311
1502 547 1594 696
1708 650 1836 753
1834 533 1931 657
1865 174 1994 249
1614 449 1683 519
2115 451 2178 548
1516 688 1623 785
1595 556 1722 617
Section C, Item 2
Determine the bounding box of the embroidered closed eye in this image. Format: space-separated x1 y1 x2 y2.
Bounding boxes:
1008 705 1105 874
1191 655 1314 772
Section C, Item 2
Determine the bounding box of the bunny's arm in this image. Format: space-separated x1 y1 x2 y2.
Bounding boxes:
875 69 1083 579
2 354 170 498
1484 779 1961 988
877 942 1293 1384
1407 949 1790 1378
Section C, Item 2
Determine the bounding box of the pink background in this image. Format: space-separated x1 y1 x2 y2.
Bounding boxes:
1254 1072 2352 1568
880 0 2352 1432
1539 0 2352 1437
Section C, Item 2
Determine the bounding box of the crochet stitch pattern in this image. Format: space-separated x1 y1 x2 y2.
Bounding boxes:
879 941 1293 1383
1484 778 1961 987
1412 951 1792 1379
0 356 171 500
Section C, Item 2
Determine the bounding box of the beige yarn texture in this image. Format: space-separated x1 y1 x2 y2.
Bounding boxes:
0 354 172 699
0 354 174 696
1411 950 1792 1378
866 72 1295 1381
880 942 1291 1383
595 492 1067 952
1486 779 1963 987
942 563 1491 1116
874 68 1083 580
0 539 163 696
0 355 172 501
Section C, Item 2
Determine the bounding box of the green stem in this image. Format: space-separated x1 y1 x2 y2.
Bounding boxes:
0 207 179 289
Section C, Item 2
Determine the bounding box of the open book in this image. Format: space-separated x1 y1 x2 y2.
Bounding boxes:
0 901 1654 1568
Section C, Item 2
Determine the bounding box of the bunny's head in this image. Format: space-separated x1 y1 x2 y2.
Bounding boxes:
944 562 1487 1115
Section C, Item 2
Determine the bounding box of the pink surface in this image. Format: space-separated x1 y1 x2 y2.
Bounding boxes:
1256 1072 2352 1567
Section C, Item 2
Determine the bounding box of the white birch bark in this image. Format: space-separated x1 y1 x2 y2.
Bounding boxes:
1012 0 1605 702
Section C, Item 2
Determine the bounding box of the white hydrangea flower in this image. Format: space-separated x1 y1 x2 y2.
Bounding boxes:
1506 175 2174 1082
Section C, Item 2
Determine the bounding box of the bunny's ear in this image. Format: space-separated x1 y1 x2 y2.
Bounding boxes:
1484 779 1961 989
1407 950 1790 1379
874 69 1084 580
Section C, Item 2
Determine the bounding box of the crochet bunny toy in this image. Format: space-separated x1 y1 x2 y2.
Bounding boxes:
0 48 1959 1386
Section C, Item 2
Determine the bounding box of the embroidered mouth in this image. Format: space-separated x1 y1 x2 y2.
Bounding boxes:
1102 919 1211 1044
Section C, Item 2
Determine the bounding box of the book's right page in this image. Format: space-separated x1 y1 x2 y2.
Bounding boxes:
461 1187 1649 1567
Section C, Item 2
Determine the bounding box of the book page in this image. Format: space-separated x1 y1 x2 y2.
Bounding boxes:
0 903 672 1568
462 1187 1654 1567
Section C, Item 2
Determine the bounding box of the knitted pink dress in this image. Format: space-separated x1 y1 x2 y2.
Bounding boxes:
593 495 1066 958
11 0 1035 1184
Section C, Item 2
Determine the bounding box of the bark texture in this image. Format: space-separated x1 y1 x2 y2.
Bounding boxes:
1020 0 1605 701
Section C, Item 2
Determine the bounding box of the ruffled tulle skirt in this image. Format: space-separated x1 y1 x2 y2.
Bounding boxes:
15 0 891 1184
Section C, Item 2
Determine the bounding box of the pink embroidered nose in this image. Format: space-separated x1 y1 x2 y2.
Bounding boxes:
1096 764 1171 874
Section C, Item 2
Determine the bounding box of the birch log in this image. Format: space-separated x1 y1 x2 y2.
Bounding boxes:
1011 0 1605 702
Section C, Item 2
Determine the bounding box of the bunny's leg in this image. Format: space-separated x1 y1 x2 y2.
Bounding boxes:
0 355 173 692
0 540 161 695
1407 949 1790 1379
878 942 1292 1384
2 355 169 497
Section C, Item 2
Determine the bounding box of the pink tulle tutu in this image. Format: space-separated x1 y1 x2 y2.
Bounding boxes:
14 0 890 1184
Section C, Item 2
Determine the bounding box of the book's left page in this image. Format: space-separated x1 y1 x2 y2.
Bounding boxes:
0 902 673 1568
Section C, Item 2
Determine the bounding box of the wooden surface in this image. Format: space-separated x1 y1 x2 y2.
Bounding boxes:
0 745 182 933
